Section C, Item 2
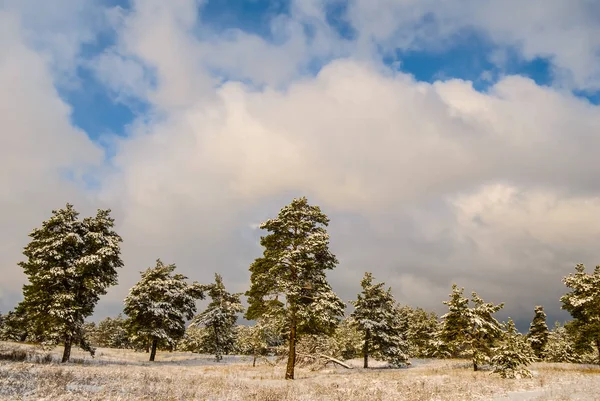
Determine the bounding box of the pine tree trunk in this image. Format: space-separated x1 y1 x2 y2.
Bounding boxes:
596 339 600 365
213 325 221 362
149 338 158 362
285 320 297 380
473 360 478 371
61 337 72 363
253 354 257 367
363 329 370 369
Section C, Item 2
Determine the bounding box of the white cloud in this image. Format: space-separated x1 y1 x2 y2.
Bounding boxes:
347 0 600 90
1 0 600 326
0 10 104 311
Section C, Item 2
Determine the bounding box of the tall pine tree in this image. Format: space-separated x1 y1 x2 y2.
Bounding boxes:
527 305 549 360
14 204 123 362
560 264 600 364
124 259 205 361
246 197 345 379
350 272 409 368
190 273 244 361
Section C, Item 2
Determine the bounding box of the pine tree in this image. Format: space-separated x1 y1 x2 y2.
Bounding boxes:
124 259 205 361
190 273 244 361
88 314 131 349
332 318 363 360
246 197 345 380
440 284 504 371
560 264 600 364
468 292 505 371
544 321 580 363
0 309 28 342
350 272 409 368
398 305 439 358
13 204 123 362
235 319 281 366
439 284 471 358
527 305 549 360
491 318 536 379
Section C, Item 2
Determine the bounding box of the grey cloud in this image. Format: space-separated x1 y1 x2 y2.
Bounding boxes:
2 1 600 334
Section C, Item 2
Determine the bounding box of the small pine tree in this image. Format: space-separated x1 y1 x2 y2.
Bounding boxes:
468 292 505 371
177 326 207 353
439 284 471 358
440 284 504 371
235 319 282 366
527 306 549 360
398 305 439 358
190 273 244 361
332 318 363 360
350 272 409 368
0 309 28 342
124 259 205 361
14 204 123 362
89 315 131 349
245 197 345 379
545 321 580 363
560 264 600 364
491 318 536 379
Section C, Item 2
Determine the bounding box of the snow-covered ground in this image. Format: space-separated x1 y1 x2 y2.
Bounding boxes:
1 341 599 400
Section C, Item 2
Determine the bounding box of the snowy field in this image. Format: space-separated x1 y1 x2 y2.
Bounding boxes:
1 341 599 400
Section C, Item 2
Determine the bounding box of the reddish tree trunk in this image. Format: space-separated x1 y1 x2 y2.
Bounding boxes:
285 321 297 379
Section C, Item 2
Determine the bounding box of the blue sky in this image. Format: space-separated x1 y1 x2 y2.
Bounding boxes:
59 0 595 144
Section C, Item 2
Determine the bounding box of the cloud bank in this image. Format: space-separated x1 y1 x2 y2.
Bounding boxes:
1 0 599 329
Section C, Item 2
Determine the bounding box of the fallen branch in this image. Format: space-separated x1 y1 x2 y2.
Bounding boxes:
295 353 353 369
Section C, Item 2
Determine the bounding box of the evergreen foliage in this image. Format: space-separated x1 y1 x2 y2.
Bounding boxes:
331 318 363 360
491 318 536 378
350 272 409 368
440 284 504 371
527 305 549 360
13 204 123 362
0 309 29 342
124 259 205 361
439 284 471 358
190 273 244 361
245 197 345 379
397 305 439 358
560 264 600 364
545 321 580 363
86 314 131 349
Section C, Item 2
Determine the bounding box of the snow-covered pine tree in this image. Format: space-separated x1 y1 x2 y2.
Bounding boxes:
398 305 439 358
246 197 345 380
527 305 549 360
189 273 244 361
439 284 471 358
177 325 206 353
350 272 409 368
560 264 600 364
124 259 205 361
544 321 580 363
0 308 28 342
332 318 363 360
13 204 123 362
466 292 505 371
90 314 130 349
491 318 536 378
439 285 504 371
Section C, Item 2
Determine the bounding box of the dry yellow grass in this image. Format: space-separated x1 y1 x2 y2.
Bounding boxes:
1 341 599 400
